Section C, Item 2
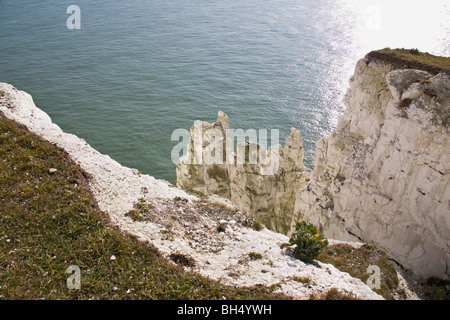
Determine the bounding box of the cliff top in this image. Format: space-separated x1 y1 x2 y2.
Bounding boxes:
367 48 450 75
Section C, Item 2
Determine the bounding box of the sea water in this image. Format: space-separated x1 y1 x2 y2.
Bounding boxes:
0 0 448 183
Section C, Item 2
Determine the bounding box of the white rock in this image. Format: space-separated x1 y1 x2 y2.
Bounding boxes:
295 59 450 280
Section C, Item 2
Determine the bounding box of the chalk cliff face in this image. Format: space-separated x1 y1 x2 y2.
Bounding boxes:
176 54 450 280
295 57 450 280
176 111 308 234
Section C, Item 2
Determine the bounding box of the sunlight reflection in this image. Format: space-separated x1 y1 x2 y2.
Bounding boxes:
345 0 449 56
307 0 449 149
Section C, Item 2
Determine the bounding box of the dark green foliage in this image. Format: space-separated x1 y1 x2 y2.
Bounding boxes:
289 221 328 262
169 253 196 268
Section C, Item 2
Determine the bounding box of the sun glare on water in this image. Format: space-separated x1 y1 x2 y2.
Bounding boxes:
346 0 449 57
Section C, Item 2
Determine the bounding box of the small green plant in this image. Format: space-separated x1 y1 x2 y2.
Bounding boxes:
125 198 153 222
247 252 263 260
170 252 196 268
289 220 328 262
252 221 263 231
292 276 314 285
309 288 359 300
125 209 145 222
135 199 153 214
425 277 450 300
159 229 174 241
364 244 375 253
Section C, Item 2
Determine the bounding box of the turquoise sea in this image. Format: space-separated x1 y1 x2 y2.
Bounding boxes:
1 0 448 183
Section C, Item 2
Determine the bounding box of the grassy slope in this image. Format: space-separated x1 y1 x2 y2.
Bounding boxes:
0 113 287 300
367 48 450 75
317 244 400 300
378 48 450 68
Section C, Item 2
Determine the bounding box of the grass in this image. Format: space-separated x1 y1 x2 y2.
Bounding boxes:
424 278 450 300
370 48 450 128
378 48 450 69
316 244 400 300
0 113 288 300
292 276 314 286
368 48 450 74
309 288 359 300
124 198 153 222
252 220 264 231
169 253 196 268
247 252 263 261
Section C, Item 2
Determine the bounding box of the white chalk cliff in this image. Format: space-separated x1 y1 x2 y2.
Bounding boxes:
177 53 450 281
295 55 450 280
176 112 308 234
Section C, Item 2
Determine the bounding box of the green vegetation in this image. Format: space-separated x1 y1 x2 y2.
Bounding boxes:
309 288 359 300
376 48 450 69
291 276 314 286
317 244 400 300
124 209 146 222
370 48 450 73
424 278 450 300
372 48 450 128
237 252 263 265
289 220 329 262
247 252 263 261
252 220 264 231
169 253 196 268
0 113 287 300
125 198 153 222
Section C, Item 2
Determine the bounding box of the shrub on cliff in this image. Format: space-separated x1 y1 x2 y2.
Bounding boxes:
289 220 328 262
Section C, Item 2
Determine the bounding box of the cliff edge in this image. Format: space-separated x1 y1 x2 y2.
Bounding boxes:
295 49 449 280
177 49 450 281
